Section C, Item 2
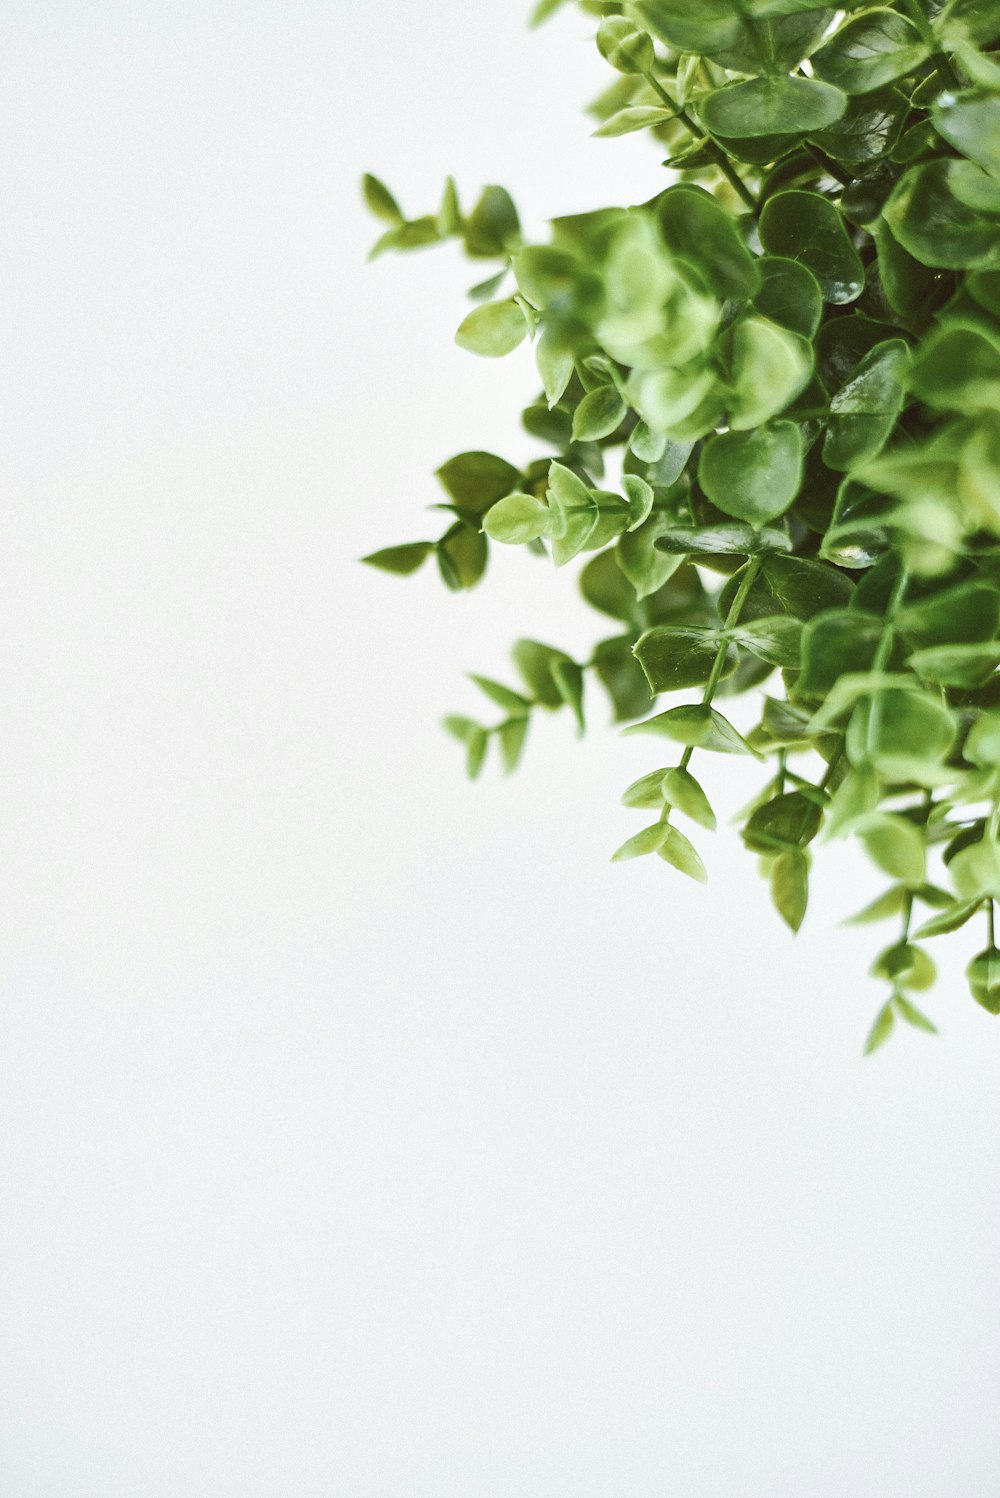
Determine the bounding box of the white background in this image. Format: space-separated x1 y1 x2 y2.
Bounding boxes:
2 3 999 1494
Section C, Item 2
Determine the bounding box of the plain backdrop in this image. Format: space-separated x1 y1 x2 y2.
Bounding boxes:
2 3 999 1495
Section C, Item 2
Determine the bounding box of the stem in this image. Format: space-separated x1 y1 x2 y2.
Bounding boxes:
679 554 763 771
867 564 910 755
989 900 996 950
804 142 854 188
897 0 960 88
643 71 758 213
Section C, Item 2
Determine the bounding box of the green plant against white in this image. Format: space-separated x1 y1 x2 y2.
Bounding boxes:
361 0 1000 1050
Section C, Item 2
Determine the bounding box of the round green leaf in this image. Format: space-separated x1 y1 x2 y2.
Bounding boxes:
758 191 865 303
883 159 1000 270
811 9 928 93
699 76 847 139
699 423 804 526
633 625 736 693
455 299 529 357
482 492 552 544
752 257 823 339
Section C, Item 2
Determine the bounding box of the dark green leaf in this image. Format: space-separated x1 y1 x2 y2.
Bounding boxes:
617 512 685 600
468 675 531 716
497 715 530 773
932 91 1000 179
812 9 928 92
360 541 433 576
823 340 909 471
633 625 735 693
883 159 1000 270
623 703 763 757
700 76 847 138
759 190 865 303
810 88 907 164
657 185 761 300
436 451 520 515
655 522 792 557
437 523 488 590
744 791 823 853
728 614 803 667
593 635 656 721
463 185 520 258
967 946 1000 1015
752 257 823 339
797 609 885 697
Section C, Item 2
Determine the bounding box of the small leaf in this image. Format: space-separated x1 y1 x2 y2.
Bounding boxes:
657 823 708 883
771 847 809 932
361 173 403 223
622 768 671 810
657 184 762 300
593 105 676 138
497 715 530 774
511 638 574 708
552 659 586 734
611 821 669 862
857 813 926 886
655 523 792 557
908 643 1000 689
482 492 552 544
843 885 907 924
823 340 909 472
662 767 716 830
914 898 983 939
468 675 531 716
883 159 1000 270
436 451 520 514
894 993 938 1035
623 703 763 757
572 384 628 441
725 317 813 429
437 523 488 590
752 257 823 339
967 946 1000 1015
621 475 655 530
863 1000 896 1055
455 299 529 358
360 541 432 576
596 16 655 73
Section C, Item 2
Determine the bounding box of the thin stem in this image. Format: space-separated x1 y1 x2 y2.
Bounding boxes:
866 564 910 755
804 142 854 188
678 554 763 771
989 900 996 950
643 70 758 213
897 0 960 88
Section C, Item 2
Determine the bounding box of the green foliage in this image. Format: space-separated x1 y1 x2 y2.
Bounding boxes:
363 0 1000 1049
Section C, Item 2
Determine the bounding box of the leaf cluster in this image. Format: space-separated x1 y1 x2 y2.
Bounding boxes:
363 0 1000 1048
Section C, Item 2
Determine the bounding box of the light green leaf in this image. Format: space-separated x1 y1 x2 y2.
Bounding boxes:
611 821 669 862
863 1000 896 1055
858 813 926 885
657 823 708 883
455 299 529 358
552 659 586 733
593 105 676 138
617 512 685 600
771 847 809 932
511 638 575 708
622 768 671 809
361 172 403 223
596 16 655 72
725 317 813 429
908 643 1000 689
657 185 761 300
497 715 529 773
907 322 1000 416
699 423 804 525
662 767 716 830
623 703 764 757
482 492 552 544
700 76 847 138
468 675 532 716
914 898 983 939
572 384 628 441
621 475 655 530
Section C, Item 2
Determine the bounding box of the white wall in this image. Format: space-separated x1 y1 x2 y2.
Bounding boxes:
1 3 999 1494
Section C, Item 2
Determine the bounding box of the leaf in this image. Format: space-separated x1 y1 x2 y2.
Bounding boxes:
899 581 1000 647
617 512 685 600
368 217 441 259
771 847 809 932
823 762 880 837
760 553 855 619
811 9 928 92
437 523 488 590
593 635 656 721
967 947 1000 1015
595 16 655 73
883 159 1000 270
463 185 520 258
843 885 907 924
908 643 1000 689
552 659 586 733
361 172 403 223
725 317 813 429
914 898 983 939
950 839 1000 902
482 492 552 544
360 541 432 576
622 475 655 530
511 638 575 708
655 522 792 557
823 340 909 472
622 768 671 809
623 703 763 757
572 384 628 441
436 451 521 515
662 767 716 830
863 1000 896 1055
536 328 575 409
497 715 530 773
752 257 823 339
443 715 489 778
810 88 907 165
698 423 804 525
743 792 823 854
907 322 1000 416
656 185 761 300
858 813 926 886
759 191 865 304
728 615 803 667
633 625 735 694
455 299 529 357
893 994 938 1034
593 105 676 138
468 675 531 716
657 823 708 883
611 821 669 862
699 76 847 138
932 91 1000 180
580 549 637 622
797 610 885 697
